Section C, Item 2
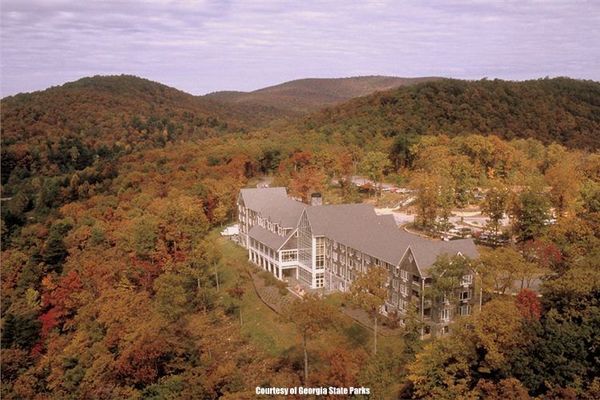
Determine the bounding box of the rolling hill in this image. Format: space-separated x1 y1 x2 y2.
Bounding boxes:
204 76 441 114
1 74 280 147
0 75 252 190
301 77 600 149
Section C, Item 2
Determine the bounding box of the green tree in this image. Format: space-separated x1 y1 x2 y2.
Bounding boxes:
358 350 403 400
512 188 550 242
153 272 191 321
482 182 509 238
408 299 527 399
42 219 73 269
1 312 41 349
545 156 582 215
450 155 477 207
348 266 388 354
428 255 472 304
132 216 158 258
197 239 222 292
282 294 337 384
160 195 210 252
478 247 534 294
227 280 246 325
360 151 391 197
390 133 418 169
411 172 440 230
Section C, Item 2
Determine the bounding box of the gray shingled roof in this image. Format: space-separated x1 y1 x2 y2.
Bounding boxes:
306 204 412 266
409 238 479 276
248 225 289 250
240 187 287 209
240 187 306 228
305 204 478 274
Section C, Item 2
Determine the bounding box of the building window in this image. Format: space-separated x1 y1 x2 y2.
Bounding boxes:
315 272 324 288
316 255 325 268
460 290 471 301
315 237 325 268
400 270 408 282
459 304 471 316
281 250 298 262
400 284 408 297
440 308 450 322
462 274 473 285
399 299 407 311
298 212 312 269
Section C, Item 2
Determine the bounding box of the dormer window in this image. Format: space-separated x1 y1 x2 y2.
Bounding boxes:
462 275 473 286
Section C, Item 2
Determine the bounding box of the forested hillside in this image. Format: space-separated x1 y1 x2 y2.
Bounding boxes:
303 78 600 149
1 75 288 156
1 75 600 399
205 76 440 114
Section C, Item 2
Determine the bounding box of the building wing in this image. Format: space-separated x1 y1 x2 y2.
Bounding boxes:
240 187 306 228
248 225 291 250
305 203 478 271
408 238 479 276
306 204 412 266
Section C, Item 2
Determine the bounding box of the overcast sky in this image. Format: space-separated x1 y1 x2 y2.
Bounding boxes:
1 0 599 96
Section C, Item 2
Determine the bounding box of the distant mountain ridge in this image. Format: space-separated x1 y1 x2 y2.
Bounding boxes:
2 75 599 152
204 76 442 114
1 75 283 131
301 77 600 150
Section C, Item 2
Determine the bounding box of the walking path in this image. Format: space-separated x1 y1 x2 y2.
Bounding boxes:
245 265 296 314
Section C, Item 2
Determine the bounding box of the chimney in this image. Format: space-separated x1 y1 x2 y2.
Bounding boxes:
310 192 322 206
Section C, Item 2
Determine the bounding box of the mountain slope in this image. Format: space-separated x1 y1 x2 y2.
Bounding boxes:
302 77 600 149
1 74 277 148
205 76 441 114
0 75 252 192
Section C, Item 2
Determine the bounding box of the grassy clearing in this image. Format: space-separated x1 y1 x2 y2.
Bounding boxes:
215 232 407 358
217 236 297 355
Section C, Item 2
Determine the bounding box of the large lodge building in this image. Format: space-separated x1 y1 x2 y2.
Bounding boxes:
237 187 479 336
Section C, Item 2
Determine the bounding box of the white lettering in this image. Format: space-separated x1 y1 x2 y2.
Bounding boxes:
255 387 290 395
350 387 370 395
329 387 349 394
298 386 327 395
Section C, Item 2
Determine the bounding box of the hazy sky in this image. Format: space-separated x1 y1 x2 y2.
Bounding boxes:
1 0 599 96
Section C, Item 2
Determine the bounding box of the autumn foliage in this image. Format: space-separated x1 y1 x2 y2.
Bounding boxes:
1 75 599 399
